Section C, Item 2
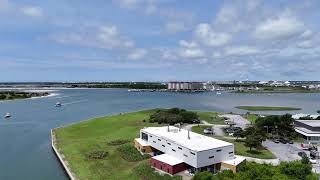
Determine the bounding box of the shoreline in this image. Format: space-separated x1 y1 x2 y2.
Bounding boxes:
51 129 77 180
0 92 58 102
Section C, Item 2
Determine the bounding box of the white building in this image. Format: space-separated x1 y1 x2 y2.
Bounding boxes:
134 126 245 175
167 82 204 91
295 120 320 144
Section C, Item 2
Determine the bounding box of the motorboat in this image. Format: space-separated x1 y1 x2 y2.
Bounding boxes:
216 92 222 95
4 113 11 118
55 102 62 107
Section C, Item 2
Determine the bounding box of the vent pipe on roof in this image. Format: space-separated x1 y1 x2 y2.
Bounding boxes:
167 124 170 132
179 124 181 131
188 130 190 139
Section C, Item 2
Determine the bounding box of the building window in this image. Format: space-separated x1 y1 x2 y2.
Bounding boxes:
229 152 233 154
190 152 195 155
141 132 148 141
209 156 214 159
178 147 182 150
167 142 171 145
158 139 161 141
162 145 165 147
216 149 222 152
183 154 188 157
172 149 176 152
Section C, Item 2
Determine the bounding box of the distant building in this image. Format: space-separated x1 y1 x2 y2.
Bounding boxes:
134 126 245 175
294 120 320 144
167 82 204 91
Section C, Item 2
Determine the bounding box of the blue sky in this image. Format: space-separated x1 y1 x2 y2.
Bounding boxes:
1 0 320 82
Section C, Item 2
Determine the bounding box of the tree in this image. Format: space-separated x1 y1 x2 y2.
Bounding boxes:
233 129 244 140
317 110 320 114
301 155 310 165
243 127 266 151
193 171 214 180
279 161 312 180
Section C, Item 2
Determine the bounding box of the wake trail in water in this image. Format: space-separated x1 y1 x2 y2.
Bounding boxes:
62 99 89 106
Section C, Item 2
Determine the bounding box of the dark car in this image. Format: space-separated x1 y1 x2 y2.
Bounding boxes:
272 138 280 143
298 151 307 158
279 138 287 144
287 139 294 144
192 119 200 124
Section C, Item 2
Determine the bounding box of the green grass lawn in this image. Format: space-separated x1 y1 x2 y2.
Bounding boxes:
243 114 259 124
191 126 275 159
191 125 213 134
54 109 173 180
196 111 224 124
235 106 301 111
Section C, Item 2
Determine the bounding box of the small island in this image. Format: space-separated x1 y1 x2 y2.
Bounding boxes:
0 91 49 101
235 106 301 111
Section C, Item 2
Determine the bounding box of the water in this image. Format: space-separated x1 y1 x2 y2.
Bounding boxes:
0 88 320 179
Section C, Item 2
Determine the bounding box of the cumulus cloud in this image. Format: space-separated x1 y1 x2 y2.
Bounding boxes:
52 25 134 50
178 48 205 59
179 40 198 48
128 49 147 60
254 12 305 40
21 6 43 17
195 23 231 47
224 46 262 56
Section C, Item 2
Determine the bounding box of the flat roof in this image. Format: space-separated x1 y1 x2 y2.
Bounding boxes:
295 127 320 137
222 155 246 166
152 154 184 166
295 120 320 127
142 126 233 152
135 138 150 146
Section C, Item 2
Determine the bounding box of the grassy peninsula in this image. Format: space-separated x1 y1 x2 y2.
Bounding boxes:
0 91 49 101
235 106 301 111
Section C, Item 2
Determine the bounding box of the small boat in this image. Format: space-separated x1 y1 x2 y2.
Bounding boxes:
55 102 62 107
216 92 222 95
4 113 11 118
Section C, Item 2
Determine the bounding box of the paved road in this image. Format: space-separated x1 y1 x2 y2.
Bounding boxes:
219 114 250 129
263 140 302 162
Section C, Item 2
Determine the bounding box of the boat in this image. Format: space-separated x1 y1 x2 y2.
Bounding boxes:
216 92 222 95
4 113 11 118
55 102 62 107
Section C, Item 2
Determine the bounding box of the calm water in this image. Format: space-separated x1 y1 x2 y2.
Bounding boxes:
0 88 320 179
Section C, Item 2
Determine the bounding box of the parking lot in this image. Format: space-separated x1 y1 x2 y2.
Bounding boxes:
218 114 250 129
263 140 302 162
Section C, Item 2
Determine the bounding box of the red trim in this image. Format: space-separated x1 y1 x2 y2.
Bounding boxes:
150 157 188 175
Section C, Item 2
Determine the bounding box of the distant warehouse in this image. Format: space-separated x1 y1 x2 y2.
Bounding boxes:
168 82 204 91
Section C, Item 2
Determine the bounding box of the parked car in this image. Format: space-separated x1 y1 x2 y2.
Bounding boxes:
279 138 287 144
203 128 213 135
287 139 294 144
192 119 200 124
298 151 307 158
272 138 280 143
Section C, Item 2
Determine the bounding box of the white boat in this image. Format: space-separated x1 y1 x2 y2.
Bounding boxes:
4 113 11 118
55 102 62 107
216 92 222 95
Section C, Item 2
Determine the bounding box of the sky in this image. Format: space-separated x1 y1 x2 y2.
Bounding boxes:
1 0 320 82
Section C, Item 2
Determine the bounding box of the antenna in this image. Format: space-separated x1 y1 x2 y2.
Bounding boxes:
188 130 190 139
167 124 170 132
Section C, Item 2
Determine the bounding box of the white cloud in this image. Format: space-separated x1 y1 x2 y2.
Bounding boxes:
224 46 261 56
178 48 205 59
216 5 237 24
195 23 231 47
300 30 313 39
165 21 187 34
21 6 43 17
254 12 305 40
117 0 140 9
128 49 147 60
52 25 134 50
179 40 198 48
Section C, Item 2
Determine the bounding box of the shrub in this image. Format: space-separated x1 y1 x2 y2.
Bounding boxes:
85 150 108 160
118 144 150 162
107 139 130 146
